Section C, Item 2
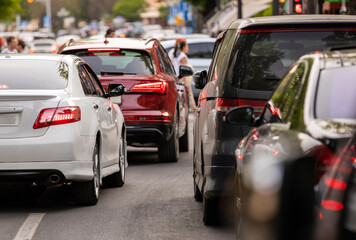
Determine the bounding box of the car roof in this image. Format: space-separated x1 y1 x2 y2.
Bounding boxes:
0 53 79 64
62 38 156 52
320 49 356 68
229 14 356 29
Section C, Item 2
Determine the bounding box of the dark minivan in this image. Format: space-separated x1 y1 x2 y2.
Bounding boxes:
193 15 356 225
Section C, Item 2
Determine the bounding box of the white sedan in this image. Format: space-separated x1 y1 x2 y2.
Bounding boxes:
0 54 127 205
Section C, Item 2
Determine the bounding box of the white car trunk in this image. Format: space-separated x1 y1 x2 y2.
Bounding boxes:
0 90 68 138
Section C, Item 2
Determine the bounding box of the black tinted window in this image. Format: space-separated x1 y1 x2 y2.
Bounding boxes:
66 49 154 75
79 66 97 95
187 43 214 59
0 60 68 90
271 62 305 121
228 29 356 91
157 44 175 75
316 67 356 119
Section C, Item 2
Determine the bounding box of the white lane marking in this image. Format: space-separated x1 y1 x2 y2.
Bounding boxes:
13 213 46 240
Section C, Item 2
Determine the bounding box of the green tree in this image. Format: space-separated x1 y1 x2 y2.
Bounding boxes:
0 0 21 22
113 0 148 21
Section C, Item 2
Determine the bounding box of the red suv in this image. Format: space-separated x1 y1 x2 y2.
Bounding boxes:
60 38 191 162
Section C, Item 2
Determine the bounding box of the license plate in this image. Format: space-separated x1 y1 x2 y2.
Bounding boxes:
0 113 19 126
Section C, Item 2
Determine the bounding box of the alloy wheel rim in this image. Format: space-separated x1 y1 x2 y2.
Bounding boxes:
120 137 125 180
93 150 100 198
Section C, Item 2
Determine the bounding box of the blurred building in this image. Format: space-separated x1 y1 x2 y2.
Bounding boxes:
140 0 166 26
204 0 272 35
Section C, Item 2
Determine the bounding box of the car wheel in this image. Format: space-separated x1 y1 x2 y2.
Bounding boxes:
158 110 179 162
203 196 218 225
179 116 189 152
73 142 100 205
102 134 125 187
194 180 203 202
234 194 242 239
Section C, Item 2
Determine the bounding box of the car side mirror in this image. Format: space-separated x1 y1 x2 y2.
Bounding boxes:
224 107 254 125
178 65 194 78
108 83 125 97
193 70 208 89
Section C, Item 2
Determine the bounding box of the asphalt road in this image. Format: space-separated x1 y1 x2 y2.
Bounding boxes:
0 113 235 240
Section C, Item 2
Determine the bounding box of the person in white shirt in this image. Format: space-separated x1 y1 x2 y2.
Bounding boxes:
170 38 197 113
1 36 18 54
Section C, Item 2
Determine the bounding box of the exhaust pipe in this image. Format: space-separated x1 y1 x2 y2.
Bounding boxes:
48 174 61 184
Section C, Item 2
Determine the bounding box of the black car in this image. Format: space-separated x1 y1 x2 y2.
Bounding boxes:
227 49 356 239
315 133 356 240
193 15 356 225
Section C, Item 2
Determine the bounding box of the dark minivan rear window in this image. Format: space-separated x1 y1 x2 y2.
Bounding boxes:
228 29 356 91
0 60 69 90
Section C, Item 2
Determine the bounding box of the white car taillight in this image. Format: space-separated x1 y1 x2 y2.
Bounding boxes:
33 106 81 129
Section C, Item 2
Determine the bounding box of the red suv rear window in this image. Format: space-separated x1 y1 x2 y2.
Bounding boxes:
65 49 154 76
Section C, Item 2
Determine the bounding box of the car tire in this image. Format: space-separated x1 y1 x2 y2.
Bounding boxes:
102 135 125 187
158 111 179 162
179 117 189 152
73 143 100 206
194 180 203 202
203 196 218 225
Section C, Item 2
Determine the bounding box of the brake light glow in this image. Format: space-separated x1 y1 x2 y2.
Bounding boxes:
130 82 167 94
295 4 303 13
238 28 356 33
33 106 81 129
325 178 347 190
321 200 343 211
0 85 8 89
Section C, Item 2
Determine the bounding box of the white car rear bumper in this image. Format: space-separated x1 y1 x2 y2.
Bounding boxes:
0 125 96 182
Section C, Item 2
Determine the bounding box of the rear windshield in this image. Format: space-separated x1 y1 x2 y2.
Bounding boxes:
316 67 356 119
65 49 154 75
228 29 356 91
0 60 69 90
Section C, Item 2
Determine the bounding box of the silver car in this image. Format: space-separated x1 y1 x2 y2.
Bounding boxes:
0 54 127 205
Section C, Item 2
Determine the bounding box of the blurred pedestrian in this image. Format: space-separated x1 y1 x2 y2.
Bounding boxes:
105 28 116 38
17 39 27 53
1 36 18 54
170 38 197 113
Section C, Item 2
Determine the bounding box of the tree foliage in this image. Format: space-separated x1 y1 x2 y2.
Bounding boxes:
0 0 21 22
113 0 148 21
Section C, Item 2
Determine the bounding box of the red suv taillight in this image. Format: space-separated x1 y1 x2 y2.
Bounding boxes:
215 98 265 113
130 81 167 94
33 106 81 129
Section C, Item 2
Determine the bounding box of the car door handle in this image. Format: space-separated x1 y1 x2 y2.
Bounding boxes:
93 104 99 109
